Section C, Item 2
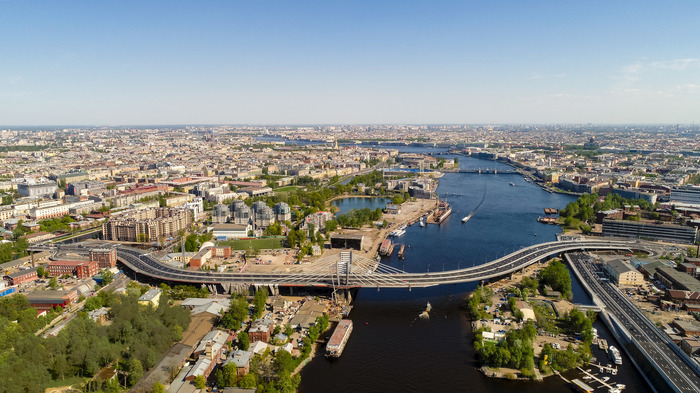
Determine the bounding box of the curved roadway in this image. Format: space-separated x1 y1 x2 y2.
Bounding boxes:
116 239 636 288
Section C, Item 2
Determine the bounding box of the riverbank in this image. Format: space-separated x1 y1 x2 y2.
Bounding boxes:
468 259 592 382
332 197 436 258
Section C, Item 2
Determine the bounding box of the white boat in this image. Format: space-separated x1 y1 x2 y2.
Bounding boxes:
509 182 515 186
462 215 470 223
602 376 610 382
608 389 620 393
419 302 431 319
419 217 425 227
616 384 626 389
608 346 622 365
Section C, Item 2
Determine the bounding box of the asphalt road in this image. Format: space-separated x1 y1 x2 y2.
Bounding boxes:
568 253 700 393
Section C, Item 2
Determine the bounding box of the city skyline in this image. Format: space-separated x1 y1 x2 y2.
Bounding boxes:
2 1 699 125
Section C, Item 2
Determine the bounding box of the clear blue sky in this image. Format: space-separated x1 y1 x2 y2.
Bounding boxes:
1 1 699 125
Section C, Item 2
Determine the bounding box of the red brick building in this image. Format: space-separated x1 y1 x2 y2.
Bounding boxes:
26 289 78 311
90 248 117 269
3 267 39 286
47 260 99 279
248 318 274 343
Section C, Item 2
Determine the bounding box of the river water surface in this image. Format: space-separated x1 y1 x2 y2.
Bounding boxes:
299 153 651 393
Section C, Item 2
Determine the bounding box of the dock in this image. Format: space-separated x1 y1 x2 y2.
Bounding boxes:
398 244 405 259
577 366 620 390
598 338 608 351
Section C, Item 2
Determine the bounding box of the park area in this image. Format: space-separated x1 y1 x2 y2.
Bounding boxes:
218 237 285 251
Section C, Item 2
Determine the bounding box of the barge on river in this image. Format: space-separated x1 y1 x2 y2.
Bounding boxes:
326 319 353 358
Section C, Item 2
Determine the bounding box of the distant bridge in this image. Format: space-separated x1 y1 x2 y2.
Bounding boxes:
32 240 638 292
458 168 519 174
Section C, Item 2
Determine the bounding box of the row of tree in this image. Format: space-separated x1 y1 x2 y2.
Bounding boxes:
0 285 191 393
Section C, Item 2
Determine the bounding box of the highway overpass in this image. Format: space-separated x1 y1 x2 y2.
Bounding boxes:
72 239 640 290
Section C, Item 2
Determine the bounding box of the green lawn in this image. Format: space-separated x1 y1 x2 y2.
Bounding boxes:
273 186 301 193
218 238 286 250
45 376 83 389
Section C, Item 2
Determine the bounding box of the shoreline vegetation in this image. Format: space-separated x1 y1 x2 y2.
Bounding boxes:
467 258 596 382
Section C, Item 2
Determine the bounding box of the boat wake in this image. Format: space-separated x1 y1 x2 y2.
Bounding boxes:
462 186 487 223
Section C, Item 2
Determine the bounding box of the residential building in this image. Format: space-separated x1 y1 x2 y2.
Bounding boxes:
90 247 117 269
138 288 162 308
274 202 291 223
102 207 193 242
17 179 57 197
249 318 275 343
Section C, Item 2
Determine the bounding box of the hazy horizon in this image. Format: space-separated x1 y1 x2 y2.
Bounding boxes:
2 1 699 125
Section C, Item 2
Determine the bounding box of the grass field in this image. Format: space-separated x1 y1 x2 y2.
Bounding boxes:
273 186 301 193
45 376 83 389
217 238 286 250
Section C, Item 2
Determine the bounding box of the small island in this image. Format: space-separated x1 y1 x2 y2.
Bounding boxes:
469 258 596 381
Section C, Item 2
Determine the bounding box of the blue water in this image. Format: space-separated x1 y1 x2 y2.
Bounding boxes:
333 197 391 217
299 151 651 393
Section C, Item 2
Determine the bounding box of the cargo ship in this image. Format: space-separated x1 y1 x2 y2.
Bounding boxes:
326 320 353 358
433 200 452 223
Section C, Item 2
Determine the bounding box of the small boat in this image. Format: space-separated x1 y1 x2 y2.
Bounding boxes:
602 377 610 382
419 217 425 227
462 215 470 223
582 376 591 380
419 302 431 319
509 182 515 186
616 384 626 389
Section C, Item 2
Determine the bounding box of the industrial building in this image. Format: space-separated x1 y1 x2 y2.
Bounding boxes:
3 267 39 286
330 234 366 250
602 219 698 244
25 290 78 311
603 259 644 286
671 185 700 205
212 223 251 240
47 260 99 279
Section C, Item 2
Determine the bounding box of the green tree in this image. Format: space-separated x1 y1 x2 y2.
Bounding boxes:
193 375 206 389
253 287 269 319
101 269 114 285
539 260 572 299
129 359 143 387
152 381 165 393
325 220 338 232
49 277 58 290
238 373 256 389
36 266 46 278
238 331 250 350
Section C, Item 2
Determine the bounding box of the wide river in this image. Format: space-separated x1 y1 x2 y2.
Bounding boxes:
298 149 652 393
